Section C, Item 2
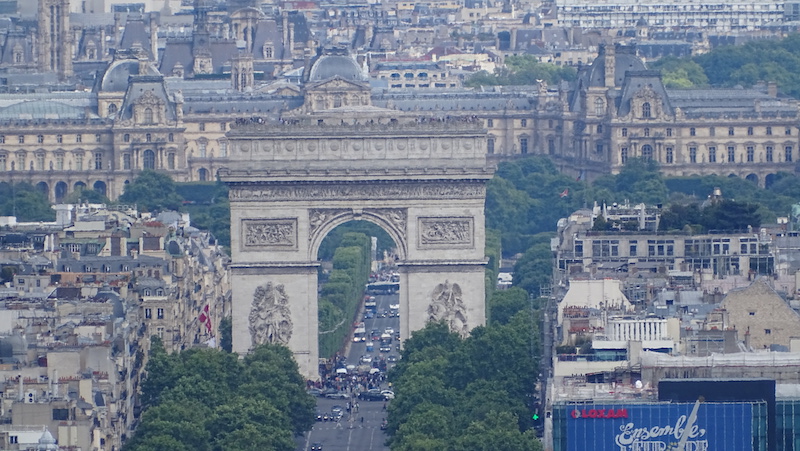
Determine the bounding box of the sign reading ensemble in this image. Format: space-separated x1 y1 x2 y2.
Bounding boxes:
566 402 754 451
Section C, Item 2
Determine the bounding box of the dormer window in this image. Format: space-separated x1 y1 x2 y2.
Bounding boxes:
263 45 273 59
144 108 154 124
642 102 651 119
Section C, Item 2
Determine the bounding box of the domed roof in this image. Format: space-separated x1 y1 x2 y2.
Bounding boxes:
100 60 159 92
37 429 57 450
308 55 366 82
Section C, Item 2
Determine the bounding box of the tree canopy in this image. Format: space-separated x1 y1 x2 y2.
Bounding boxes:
119 170 184 212
0 183 55 221
124 338 314 451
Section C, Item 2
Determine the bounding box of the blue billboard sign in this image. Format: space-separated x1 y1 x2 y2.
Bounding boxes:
565 402 754 451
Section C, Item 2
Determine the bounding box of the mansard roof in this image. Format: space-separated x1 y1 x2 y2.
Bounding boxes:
617 70 672 117
581 44 646 88
119 75 177 122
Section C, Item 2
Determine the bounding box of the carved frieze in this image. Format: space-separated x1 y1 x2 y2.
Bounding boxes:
427 280 469 338
249 282 293 346
365 208 407 240
308 208 350 239
242 218 297 250
418 217 474 249
230 183 486 202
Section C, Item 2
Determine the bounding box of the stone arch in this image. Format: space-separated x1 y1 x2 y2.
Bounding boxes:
766 173 778 188
198 167 209 181
308 209 408 262
746 173 758 184
74 181 86 191
55 181 67 202
728 173 738 178
93 180 107 196
36 181 48 198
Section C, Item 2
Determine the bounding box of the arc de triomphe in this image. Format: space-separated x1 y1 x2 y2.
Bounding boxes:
220 115 493 379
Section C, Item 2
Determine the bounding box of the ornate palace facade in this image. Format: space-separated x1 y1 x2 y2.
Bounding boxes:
1 9 799 202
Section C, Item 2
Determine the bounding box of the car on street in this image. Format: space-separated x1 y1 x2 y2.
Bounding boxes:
331 405 344 419
381 390 395 400
359 355 373 364
358 389 384 401
384 327 394 335
307 388 323 397
387 354 398 363
324 391 349 399
379 344 391 352
311 443 323 450
316 412 324 421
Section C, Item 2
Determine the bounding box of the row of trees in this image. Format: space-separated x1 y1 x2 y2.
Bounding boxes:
317 232 372 358
386 293 542 451
122 338 315 451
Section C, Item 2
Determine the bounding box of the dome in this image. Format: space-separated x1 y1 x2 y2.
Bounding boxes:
100 60 159 92
37 429 58 451
308 55 366 82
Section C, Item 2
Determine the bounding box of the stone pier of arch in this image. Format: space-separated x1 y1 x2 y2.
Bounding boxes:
220 117 493 379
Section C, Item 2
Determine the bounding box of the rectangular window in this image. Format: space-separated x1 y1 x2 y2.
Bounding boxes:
0 155 5 171
767 146 774 162
76 154 83 171
708 147 716 163
727 146 735 162
519 137 528 154
76 134 82 143
666 147 673 163
709 127 715 137
145 308 152 319
622 128 628 137
220 141 228 157
199 141 207 158
747 126 754 136
548 139 555 155
787 127 793 136
56 154 63 170
199 123 205 131
18 135 24 144
95 152 102 170
168 153 175 170
487 138 495 154
767 126 773 135
123 154 131 170
220 122 226 131
56 134 63 143
596 143 603 154
621 147 628 164
786 146 793 162
690 127 696 136
36 154 44 170
689 147 697 163
666 128 673 137
520 119 527 127
487 119 494 128
37 135 43 143
95 134 101 143
0 135 4 143
629 241 637 256
157 308 164 319
728 127 735 136
747 146 754 162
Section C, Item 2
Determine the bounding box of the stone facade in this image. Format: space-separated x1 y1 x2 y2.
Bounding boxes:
720 278 800 350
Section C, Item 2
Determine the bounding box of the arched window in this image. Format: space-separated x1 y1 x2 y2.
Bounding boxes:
198 168 208 181
594 98 605 116
144 108 154 124
642 102 651 118
333 95 342 108
641 144 653 160
143 149 155 169
108 104 118 116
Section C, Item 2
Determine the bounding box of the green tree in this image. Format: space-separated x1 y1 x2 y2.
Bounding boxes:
488 287 529 325
62 186 110 204
0 183 55 221
119 170 184 212
219 317 232 352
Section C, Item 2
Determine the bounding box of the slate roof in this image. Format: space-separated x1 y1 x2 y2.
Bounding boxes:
0 100 92 120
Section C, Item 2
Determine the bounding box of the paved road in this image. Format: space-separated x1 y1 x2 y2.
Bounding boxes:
298 293 399 451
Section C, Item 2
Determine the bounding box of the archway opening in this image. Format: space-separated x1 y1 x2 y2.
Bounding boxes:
766 173 777 188
93 180 107 197
36 181 49 199
745 173 758 185
198 168 209 181
55 182 67 202
316 220 398 378
74 181 86 191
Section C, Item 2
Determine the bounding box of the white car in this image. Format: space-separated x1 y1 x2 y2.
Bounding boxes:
384 327 394 335
360 355 373 364
381 390 395 400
